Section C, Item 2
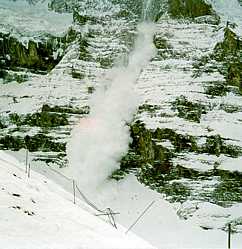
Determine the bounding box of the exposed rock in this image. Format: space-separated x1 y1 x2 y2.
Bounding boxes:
9 110 69 128
168 0 213 19
0 33 66 73
0 135 25 151
78 37 91 61
200 135 242 157
172 95 207 123
116 119 242 204
204 81 229 97
73 10 97 25
1 0 242 231
0 134 65 152
153 35 171 50
214 27 241 60
41 104 90 115
212 177 242 205
138 104 162 114
0 119 6 129
0 70 28 84
24 133 65 152
48 0 74 13
194 14 220 25
71 67 85 79
214 27 242 92
227 63 242 91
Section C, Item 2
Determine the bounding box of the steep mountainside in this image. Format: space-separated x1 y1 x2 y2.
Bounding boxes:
0 0 242 246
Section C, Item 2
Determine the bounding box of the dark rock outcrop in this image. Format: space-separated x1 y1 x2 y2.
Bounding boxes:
168 0 213 18
0 33 66 73
214 27 242 92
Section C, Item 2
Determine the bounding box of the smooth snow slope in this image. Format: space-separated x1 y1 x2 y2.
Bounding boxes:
0 151 155 249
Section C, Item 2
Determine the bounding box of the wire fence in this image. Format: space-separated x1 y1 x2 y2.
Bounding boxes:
26 150 119 229
1 149 234 247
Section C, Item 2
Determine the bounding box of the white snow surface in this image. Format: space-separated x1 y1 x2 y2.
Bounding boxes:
208 0 242 36
1 2 242 248
5 150 242 249
0 0 72 41
0 151 155 249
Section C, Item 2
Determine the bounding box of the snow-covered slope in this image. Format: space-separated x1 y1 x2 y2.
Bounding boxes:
0 0 72 41
9 150 242 249
1 1 242 248
97 175 242 249
208 0 242 36
0 151 155 249
5 149 242 249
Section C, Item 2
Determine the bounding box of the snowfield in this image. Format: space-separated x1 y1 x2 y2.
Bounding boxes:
3 150 242 249
0 151 156 249
0 0 72 42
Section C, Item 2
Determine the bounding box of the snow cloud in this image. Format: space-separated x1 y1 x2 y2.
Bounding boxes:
67 22 156 193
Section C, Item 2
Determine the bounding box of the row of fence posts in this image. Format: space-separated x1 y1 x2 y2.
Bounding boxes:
24 149 118 228
24 149 234 246
72 179 118 229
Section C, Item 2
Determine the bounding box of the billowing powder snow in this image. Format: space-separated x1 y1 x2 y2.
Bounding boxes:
67 22 156 193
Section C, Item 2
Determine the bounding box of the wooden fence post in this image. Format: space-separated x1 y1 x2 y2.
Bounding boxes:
25 149 28 174
228 223 231 249
27 163 31 178
72 180 76 204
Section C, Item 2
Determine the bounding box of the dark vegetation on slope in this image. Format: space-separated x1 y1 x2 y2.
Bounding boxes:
0 0 134 166
0 105 70 152
0 70 29 84
0 25 87 78
0 134 65 152
204 81 229 97
194 26 242 95
214 28 242 92
0 33 65 73
113 121 242 204
168 0 213 18
171 93 242 120
123 1 242 206
41 104 90 115
0 104 89 166
171 95 207 122
8 111 68 128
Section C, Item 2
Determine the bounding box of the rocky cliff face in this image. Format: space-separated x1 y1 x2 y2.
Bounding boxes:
0 0 242 233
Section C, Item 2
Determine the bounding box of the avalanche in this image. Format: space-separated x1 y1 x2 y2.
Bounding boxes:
1 0 242 248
